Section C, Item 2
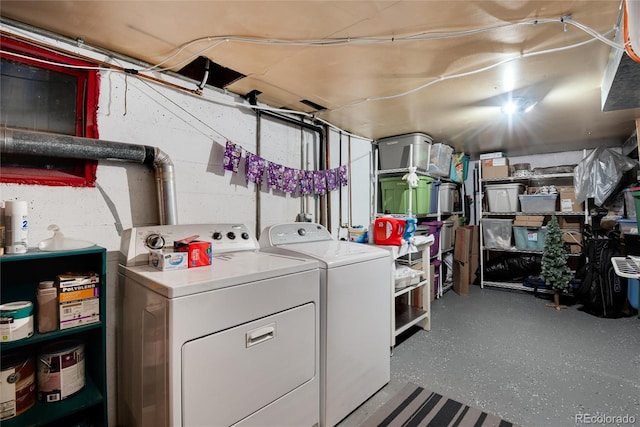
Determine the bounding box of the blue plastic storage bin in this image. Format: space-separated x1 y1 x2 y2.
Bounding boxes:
513 226 547 251
629 278 639 310
430 180 441 214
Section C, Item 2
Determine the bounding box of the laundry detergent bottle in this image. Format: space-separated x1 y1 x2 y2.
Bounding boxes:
373 217 405 246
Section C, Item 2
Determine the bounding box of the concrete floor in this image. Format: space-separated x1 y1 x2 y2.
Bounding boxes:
338 285 640 427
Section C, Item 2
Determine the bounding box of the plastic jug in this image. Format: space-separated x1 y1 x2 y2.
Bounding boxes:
403 217 417 242
374 217 405 246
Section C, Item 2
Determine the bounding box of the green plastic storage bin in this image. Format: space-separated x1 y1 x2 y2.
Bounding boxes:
380 176 433 215
632 190 640 231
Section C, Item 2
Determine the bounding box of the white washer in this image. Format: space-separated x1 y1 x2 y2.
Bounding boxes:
118 224 320 427
259 222 392 427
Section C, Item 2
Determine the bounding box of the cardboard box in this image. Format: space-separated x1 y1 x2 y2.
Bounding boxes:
175 240 212 268
149 250 188 271
482 157 509 167
514 215 545 227
470 230 480 285
57 272 100 330
482 165 509 179
516 215 545 222
558 216 582 231
566 243 582 254
453 261 470 296
558 186 583 212
454 226 471 262
562 232 582 244
411 264 435 306
453 226 479 295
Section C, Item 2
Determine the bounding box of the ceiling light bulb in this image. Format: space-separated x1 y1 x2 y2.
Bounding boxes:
501 97 535 115
502 101 518 115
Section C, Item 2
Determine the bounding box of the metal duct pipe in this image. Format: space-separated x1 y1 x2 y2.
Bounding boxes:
0 126 178 225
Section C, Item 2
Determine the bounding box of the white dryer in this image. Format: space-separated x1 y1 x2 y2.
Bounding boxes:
259 222 392 427
118 224 320 427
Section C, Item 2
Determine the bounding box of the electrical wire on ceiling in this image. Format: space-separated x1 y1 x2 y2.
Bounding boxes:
0 14 626 140
331 27 617 112
129 15 624 74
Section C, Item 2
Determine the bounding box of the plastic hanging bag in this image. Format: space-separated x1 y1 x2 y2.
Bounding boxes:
574 147 638 206
38 225 95 251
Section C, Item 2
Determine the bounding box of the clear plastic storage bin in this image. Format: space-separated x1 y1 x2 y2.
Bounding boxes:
623 187 638 218
485 184 525 212
617 218 638 234
482 218 513 249
519 194 557 213
428 143 453 177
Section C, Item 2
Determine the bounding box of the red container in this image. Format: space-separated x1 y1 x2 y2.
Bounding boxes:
373 217 406 246
174 240 212 268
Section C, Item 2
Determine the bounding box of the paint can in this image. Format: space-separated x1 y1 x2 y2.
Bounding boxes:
0 301 34 342
0 352 36 420
37 340 85 403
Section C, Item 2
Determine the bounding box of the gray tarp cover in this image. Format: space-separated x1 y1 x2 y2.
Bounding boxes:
574 147 637 206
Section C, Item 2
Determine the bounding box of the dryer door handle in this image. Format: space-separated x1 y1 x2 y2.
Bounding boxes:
246 323 276 348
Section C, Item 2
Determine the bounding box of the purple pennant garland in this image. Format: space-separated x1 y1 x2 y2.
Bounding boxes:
267 162 284 190
338 165 348 186
245 152 267 184
326 169 338 192
225 138 349 196
299 170 314 195
223 141 242 173
283 167 299 194
313 170 327 194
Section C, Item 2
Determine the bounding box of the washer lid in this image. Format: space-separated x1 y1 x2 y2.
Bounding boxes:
119 251 319 298
263 240 391 268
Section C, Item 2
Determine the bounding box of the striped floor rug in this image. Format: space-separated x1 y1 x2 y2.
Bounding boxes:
360 383 518 427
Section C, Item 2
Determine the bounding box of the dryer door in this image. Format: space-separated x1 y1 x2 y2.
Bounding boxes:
182 302 316 426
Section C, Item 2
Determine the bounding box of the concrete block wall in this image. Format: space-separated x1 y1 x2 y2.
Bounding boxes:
0 23 373 425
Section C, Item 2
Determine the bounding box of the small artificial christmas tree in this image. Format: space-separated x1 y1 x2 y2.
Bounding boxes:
540 215 571 310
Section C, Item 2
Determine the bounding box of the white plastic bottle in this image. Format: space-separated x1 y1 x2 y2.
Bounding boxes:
5 200 28 254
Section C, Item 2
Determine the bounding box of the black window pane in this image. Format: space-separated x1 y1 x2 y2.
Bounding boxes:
1 58 77 135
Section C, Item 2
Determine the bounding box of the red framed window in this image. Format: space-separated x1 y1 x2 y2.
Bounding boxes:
0 35 100 187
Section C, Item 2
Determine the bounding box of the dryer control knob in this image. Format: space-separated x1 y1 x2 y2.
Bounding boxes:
212 232 222 240
298 228 306 236
146 234 165 250
241 232 250 240
227 232 236 240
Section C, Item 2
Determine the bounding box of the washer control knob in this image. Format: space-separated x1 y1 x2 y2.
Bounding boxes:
212 232 222 240
146 233 165 250
298 228 306 236
241 232 250 240
227 232 236 240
